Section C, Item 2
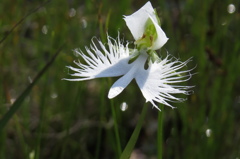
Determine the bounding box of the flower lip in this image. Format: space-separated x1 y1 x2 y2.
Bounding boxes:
108 51 149 99
64 34 193 110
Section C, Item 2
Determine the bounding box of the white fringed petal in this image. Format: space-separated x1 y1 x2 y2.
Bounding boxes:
135 56 193 110
64 36 133 81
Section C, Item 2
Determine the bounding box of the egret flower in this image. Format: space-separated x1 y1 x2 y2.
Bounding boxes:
64 1 193 110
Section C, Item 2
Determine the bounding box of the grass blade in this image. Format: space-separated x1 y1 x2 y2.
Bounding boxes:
0 44 64 130
120 104 148 159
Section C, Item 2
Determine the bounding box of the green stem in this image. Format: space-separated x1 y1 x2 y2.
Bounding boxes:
95 80 106 159
110 99 122 157
157 105 164 159
120 103 148 159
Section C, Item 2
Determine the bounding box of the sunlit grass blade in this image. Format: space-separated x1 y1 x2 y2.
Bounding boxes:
0 45 64 130
120 104 148 159
0 0 51 45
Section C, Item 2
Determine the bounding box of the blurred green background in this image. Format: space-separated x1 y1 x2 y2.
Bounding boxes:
0 0 239 158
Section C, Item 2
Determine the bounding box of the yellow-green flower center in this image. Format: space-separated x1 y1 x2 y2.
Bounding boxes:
135 18 157 51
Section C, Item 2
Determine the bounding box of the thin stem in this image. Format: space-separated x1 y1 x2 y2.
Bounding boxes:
95 80 106 159
120 103 148 159
157 105 164 159
110 99 122 157
35 76 48 159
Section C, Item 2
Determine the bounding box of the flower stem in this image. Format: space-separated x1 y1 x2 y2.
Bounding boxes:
110 99 122 157
120 103 148 159
157 105 164 159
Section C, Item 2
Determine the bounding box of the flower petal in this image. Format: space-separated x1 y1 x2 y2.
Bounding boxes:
149 17 169 50
108 52 148 98
135 56 193 110
107 69 134 99
63 35 133 81
124 1 157 40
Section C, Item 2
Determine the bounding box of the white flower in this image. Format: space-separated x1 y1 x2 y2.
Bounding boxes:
64 1 193 110
124 1 168 50
64 35 192 110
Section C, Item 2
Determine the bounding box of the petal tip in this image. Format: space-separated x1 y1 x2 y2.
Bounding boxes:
108 87 124 99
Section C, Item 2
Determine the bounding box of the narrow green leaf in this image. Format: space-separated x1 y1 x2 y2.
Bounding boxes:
0 45 64 130
120 104 148 159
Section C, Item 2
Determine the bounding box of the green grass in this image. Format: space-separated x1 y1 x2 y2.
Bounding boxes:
0 0 240 158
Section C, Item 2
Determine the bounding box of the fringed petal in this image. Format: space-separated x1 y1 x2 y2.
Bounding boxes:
135 56 193 110
63 35 133 81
